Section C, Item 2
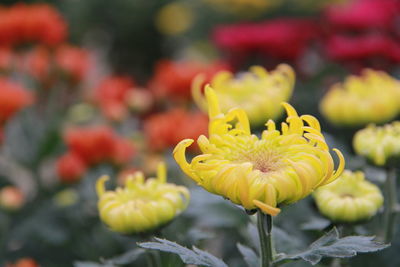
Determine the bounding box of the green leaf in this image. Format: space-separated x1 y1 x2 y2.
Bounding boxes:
74 262 113 267
106 248 145 265
301 217 331 231
138 237 228 267
237 243 259 267
275 228 390 265
73 249 144 267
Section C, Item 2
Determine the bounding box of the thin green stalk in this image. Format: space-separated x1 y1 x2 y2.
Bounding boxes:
384 167 398 242
145 251 160 267
257 211 274 267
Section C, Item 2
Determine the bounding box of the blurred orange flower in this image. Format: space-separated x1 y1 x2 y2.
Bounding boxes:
55 45 90 82
149 59 228 101
0 78 33 125
56 152 87 183
144 108 208 152
64 126 135 166
6 258 39 267
93 76 136 121
0 3 67 47
21 46 51 81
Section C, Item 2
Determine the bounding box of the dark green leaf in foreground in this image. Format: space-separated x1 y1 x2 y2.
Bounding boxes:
237 243 259 267
73 248 145 267
138 237 228 267
275 228 389 265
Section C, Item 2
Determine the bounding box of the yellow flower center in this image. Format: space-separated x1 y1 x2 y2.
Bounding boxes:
235 145 282 173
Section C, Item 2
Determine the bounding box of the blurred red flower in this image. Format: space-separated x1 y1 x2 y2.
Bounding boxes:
112 138 136 166
65 126 117 165
55 45 90 82
0 3 67 47
213 18 318 61
56 152 87 183
0 78 33 125
21 46 51 81
149 60 228 101
0 47 13 71
93 76 136 121
64 126 135 166
325 0 399 30
143 108 208 152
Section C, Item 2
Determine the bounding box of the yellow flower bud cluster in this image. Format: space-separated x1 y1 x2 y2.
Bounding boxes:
353 122 400 166
192 64 295 126
314 170 383 223
96 163 190 234
174 86 344 216
320 69 400 127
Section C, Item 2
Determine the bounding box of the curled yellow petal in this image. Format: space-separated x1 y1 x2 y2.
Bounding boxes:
96 175 109 197
253 199 281 216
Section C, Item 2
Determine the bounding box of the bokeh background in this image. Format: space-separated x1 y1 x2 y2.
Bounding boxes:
1 0 400 266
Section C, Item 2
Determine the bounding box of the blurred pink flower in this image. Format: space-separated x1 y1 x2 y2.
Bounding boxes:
213 18 318 61
325 0 399 30
326 34 400 62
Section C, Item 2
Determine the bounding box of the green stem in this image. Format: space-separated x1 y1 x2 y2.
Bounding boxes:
384 167 398 242
145 251 158 267
257 211 274 267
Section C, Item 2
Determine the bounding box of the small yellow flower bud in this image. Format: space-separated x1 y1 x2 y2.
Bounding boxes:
192 64 295 126
96 163 190 234
320 69 400 127
155 3 193 35
353 122 400 166
314 170 383 223
0 186 24 211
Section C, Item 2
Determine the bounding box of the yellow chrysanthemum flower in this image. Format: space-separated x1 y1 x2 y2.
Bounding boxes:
192 64 295 126
96 163 190 234
174 86 344 216
320 69 400 127
314 170 383 223
353 122 400 166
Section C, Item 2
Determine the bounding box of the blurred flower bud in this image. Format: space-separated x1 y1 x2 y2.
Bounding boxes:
155 2 193 35
53 189 79 207
126 89 153 113
66 103 97 124
353 121 400 166
0 186 25 210
314 170 383 223
96 162 190 234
